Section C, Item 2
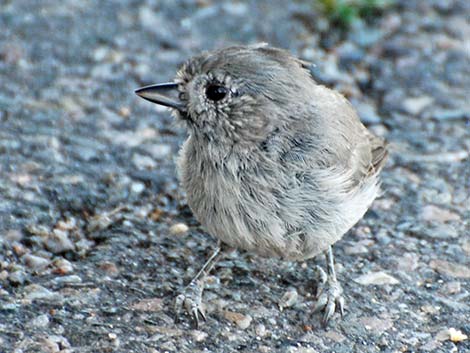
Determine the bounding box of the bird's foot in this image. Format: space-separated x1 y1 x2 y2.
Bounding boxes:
312 265 345 326
174 280 206 328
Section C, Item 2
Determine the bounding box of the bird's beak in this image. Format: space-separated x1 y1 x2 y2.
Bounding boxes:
135 82 185 111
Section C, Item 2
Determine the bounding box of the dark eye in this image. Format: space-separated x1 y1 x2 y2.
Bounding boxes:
205 84 228 102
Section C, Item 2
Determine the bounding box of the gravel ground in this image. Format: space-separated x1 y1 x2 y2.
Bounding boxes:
1 1 469 352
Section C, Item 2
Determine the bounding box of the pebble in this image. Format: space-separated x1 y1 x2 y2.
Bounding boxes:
169 223 189 236
191 330 208 342
420 223 459 240
401 96 434 115
41 335 71 353
23 254 50 271
52 258 74 274
324 330 346 343
420 205 460 222
99 261 120 276
430 260 470 279
400 150 469 163
130 298 163 312
4 229 24 243
353 100 382 124
142 144 172 159
53 275 82 284
428 108 469 121
441 281 461 295
354 271 400 285
255 323 267 338
45 229 74 254
28 314 50 328
8 270 27 285
223 310 252 329
130 181 145 194
24 284 62 303
436 327 468 343
345 243 369 255
395 253 419 272
132 153 157 170
278 288 299 310
360 316 394 332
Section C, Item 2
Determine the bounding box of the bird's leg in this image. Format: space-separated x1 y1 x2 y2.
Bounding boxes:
312 246 345 326
174 242 224 328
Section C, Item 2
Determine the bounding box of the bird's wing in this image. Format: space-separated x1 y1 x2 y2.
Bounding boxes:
348 132 388 186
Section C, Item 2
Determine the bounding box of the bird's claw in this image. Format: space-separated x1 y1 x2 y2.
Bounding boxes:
174 280 206 328
313 266 345 326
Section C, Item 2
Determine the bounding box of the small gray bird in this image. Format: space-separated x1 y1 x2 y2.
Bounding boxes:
135 44 387 327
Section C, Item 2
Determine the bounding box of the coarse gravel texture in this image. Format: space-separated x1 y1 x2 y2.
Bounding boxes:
1 0 469 352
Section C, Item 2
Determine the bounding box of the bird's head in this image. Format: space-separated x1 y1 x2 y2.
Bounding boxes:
135 44 314 146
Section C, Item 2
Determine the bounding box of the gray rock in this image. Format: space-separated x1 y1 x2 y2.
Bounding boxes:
8 270 27 285
23 254 51 271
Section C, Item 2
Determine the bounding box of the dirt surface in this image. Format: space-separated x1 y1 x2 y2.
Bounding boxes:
1 1 469 352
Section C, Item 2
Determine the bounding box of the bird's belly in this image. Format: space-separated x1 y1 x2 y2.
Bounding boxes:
179 141 381 261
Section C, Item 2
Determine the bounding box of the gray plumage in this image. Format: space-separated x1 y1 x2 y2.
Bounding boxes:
173 45 387 260
135 44 388 326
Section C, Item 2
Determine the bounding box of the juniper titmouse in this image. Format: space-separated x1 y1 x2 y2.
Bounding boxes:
135 44 388 327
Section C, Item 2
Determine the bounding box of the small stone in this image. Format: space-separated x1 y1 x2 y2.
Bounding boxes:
45 229 74 254
279 288 299 310
41 335 71 353
119 106 131 118
430 260 470 279
360 316 394 332
8 270 26 285
353 101 382 124
12 243 27 256
345 244 369 255
132 153 157 169
401 150 469 164
324 330 346 342
223 310 252 329
56 218 77 231
130 298 163 312
23 254 50 271
54 275 82 284
130 182 145 194
255 323 267 337
4 229 23 243
396 253 419 272
99 261 120 276
428 224 459 239
441 281 461 295
169 223 189 236
191 330 208 342
0 302 19 311
436 328 468 342
354 271 399 285
448 328 468 342
290 347 319 353
421 305 440 315
401 96 434 115
429 108 469 121
143 144 172 159
462 238 470 256
28 314 50 328
52 258 74 274
24 285 62 303
436 328 451 341
420 205 460 223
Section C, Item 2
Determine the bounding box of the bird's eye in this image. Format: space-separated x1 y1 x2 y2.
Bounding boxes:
205 84 228 102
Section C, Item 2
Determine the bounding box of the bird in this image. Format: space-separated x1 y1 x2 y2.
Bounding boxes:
135 44 388 328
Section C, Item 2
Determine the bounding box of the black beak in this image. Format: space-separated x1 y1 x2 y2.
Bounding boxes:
135 82 185 111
